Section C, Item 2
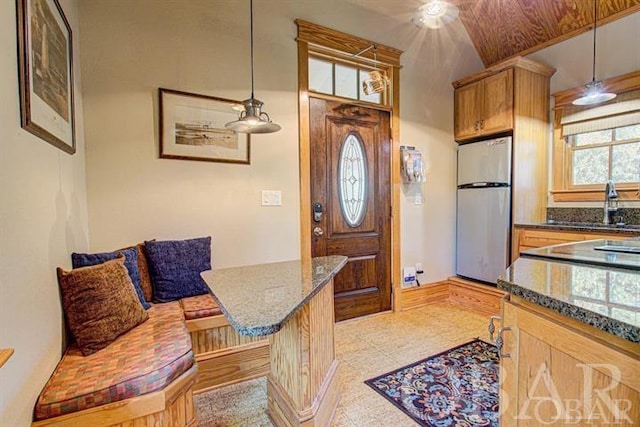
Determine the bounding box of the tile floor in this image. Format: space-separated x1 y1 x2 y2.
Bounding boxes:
195 301 490 426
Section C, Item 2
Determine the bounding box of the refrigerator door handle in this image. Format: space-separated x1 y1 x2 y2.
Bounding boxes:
458 182 509 189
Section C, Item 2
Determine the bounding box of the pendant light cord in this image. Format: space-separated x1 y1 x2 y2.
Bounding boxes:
250 0 255 99
592 0 597 82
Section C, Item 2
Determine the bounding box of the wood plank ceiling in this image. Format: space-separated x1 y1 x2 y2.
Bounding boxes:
456 0 640 66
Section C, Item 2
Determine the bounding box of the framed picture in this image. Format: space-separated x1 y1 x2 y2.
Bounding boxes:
159 88 251 164
17 0 75 154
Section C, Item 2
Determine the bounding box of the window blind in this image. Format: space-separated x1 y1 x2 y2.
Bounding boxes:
561 89 640 137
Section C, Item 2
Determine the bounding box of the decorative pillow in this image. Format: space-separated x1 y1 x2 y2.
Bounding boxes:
145 237 212 302
57 256 149 356
72 248 151 309
118 242 154 302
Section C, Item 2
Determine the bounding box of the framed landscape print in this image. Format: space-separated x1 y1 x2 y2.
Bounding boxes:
159 88 251 164
17 0 75 154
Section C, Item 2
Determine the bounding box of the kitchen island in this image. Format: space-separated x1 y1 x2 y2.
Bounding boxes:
201 255 347 427
496 249 639 426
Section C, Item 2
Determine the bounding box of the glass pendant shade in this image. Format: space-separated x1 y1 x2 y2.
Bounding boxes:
225 98 281 134
225 0 280 134
572 0 616 106
573 80 617 106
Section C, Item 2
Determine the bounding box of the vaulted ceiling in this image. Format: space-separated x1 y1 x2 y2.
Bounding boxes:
456 0 640 66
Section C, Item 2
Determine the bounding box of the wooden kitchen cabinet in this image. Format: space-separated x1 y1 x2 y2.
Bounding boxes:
512 226 638 261
454 69 513 140
499 298 639 426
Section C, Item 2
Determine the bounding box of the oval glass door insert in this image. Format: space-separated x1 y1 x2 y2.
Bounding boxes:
338 133 368 227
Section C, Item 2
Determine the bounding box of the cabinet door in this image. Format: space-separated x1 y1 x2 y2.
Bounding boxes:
500 302 519 424
501 301 640 426
454 80 482 141
481 69 513 136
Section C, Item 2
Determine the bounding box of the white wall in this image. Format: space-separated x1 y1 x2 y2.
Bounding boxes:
78 0 482 283
526 12 640 208
0 1 89 425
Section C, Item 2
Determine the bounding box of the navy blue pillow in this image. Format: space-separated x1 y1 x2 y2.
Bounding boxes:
144 236 211 302
71 248 151 309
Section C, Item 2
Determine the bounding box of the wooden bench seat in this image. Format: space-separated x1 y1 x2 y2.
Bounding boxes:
33 302 197 427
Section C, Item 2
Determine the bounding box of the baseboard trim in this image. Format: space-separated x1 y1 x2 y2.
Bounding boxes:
447 277 505 316
398 280 449 311
398 277 505 315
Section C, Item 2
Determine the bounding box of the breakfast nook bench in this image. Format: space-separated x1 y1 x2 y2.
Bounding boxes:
31 237 269 427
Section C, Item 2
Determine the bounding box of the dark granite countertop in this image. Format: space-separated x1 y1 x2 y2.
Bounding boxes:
515 221 640 235
201 256 347 336
522 239 640 271
498 257 639 343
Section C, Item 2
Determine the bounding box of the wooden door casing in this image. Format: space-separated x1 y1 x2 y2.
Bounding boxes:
310 97 392 322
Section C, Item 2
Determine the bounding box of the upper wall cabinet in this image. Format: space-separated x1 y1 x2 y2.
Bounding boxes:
453 57 554 143
454 69 513 141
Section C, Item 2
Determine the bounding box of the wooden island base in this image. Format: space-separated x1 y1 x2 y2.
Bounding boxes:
267 281 340 426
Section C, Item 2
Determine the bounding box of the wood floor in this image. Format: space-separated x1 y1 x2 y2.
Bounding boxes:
194 301 490 426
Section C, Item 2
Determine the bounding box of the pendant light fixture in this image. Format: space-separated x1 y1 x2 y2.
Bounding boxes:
353 44 390 96
225 0 281 134
572 0 616 106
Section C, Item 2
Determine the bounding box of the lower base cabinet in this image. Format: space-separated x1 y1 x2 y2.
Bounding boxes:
499 297 639 426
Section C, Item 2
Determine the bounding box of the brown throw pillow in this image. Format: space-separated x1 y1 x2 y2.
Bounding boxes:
135 243 154 302
57 256 149 356
119 242 154 302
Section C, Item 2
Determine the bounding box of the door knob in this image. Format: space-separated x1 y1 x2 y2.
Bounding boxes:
313 227 324 237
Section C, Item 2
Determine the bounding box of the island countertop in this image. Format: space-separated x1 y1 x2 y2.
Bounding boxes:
498 257 639 343
201 255 347 336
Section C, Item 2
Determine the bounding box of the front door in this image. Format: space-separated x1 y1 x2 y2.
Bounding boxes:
310 97 392 322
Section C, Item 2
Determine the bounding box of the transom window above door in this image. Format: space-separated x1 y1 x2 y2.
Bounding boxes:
308 55 388 106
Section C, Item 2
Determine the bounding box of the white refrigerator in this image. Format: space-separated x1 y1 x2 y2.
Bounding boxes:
456 136 512 284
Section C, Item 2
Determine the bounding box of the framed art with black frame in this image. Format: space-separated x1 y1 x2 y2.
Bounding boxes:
17 0 75 154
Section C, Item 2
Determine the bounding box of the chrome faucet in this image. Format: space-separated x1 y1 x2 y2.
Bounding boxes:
603 180 619 225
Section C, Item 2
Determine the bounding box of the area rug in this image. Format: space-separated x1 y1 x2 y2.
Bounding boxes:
364 339 499 426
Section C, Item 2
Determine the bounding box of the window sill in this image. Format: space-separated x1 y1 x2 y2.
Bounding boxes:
551 188 640 202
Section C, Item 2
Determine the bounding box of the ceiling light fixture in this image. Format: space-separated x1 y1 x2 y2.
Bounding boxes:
572 0 616 106
412 0 459 29
225 0 281 134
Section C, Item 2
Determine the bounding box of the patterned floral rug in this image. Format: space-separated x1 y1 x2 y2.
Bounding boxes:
365 339 499 426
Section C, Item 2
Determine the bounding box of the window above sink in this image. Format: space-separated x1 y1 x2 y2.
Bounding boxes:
551 70 640 203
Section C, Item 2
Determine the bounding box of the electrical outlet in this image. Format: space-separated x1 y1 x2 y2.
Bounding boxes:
403 266 417 287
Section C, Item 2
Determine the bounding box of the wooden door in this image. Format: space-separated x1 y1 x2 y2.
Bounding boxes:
481 69 513 135
310 97 392 322
454 80 483 141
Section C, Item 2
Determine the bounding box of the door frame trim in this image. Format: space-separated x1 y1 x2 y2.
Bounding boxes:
295 20 403 311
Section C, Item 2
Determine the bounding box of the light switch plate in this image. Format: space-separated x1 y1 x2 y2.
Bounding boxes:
261 190 282 206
